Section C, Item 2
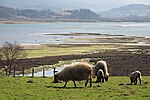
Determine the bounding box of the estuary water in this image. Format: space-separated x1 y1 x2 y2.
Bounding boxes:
2 22 149 76
0 22 150 45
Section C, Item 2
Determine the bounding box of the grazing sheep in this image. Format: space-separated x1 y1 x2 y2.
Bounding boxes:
54 62 93 87
130 71 141 85
95 60 109 82
96 69 104 83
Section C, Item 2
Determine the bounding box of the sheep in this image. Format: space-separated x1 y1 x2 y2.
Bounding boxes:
95 60 109 82
54 62 93 88
96 69 104 83
130 71 141 85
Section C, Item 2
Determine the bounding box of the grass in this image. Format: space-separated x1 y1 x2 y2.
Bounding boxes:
26 44 116 58
1 44 149 99
0 76 150 100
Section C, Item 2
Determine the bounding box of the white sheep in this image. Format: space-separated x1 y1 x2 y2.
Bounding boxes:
54 62 93 87
96 69 104 83
95 60 109 82
130 71 141 85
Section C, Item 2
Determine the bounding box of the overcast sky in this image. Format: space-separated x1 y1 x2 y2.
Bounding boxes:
1 0 150 11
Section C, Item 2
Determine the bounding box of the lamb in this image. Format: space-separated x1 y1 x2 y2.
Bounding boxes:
95 60 109 82
130 71 141 85
54 62 93 87
96 69 104 83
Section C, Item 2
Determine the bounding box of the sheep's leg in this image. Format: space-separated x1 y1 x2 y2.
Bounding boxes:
85 80 88 87
105 76 108 82
96 77 99 83
64 81 68 87
102 78 104 83
100 79 101 83
90 77 92 87
130 78 133 85
73 80 76 88
139 78 141 85
134 79 137 85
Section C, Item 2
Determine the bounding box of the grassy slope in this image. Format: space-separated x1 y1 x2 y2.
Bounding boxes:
0 76 150 100
26 44 116 58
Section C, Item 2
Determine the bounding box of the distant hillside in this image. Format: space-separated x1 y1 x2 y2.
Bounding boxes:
100 4 150 21
0 6 100 22
0 4 150 22
64 9 100 20
0 6 57 20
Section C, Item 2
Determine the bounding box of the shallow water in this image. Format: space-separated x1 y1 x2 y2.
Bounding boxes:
20 65 67 77
0 22 150 45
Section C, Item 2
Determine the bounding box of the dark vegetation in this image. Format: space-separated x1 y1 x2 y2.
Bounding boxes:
0 42 26 76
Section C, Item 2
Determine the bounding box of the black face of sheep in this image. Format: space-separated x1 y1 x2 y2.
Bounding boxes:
96 69 104 83
105 76 108 82
54 74 60 83
130 71 141 85
54 62 93 88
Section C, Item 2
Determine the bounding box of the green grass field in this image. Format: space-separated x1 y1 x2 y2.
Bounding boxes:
0 76 149 100
1 44 149 99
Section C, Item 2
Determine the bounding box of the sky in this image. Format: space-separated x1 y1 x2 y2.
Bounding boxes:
0 0 150 12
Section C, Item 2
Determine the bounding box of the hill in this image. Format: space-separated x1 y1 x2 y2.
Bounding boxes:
0 4 150 22
0 6 100 22
100 4 150 21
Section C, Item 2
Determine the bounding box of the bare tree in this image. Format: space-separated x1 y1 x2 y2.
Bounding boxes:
0 42 27 76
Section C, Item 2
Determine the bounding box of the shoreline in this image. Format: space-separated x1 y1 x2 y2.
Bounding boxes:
23 32 150 47
0 32 149 47
1 20 150 24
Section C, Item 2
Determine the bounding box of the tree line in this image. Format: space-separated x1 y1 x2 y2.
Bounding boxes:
0 6 149 22
0 6 100 20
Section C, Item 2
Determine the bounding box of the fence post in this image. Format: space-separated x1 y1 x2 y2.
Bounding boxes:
53 67 58 76
22 67 24 77
53 67 58 83
13 66 15 77
32 68 34 78
43 68 45 77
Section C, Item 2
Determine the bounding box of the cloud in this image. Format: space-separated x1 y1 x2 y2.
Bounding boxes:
1 0 150 12
126 0 150 4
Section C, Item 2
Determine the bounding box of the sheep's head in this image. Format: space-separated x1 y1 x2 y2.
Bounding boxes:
105 76 108 82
